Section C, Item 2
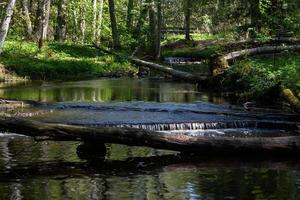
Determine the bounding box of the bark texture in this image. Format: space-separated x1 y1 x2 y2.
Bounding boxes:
55 0 67 42
108 0 121 49
0 0 17 54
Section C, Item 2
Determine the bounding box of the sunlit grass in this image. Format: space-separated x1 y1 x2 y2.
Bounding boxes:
0 41 137 80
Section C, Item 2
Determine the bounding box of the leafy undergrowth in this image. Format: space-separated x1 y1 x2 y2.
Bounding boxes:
0 41 138 80
223 52 300 100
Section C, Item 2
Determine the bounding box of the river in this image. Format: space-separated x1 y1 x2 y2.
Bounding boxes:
0 78 300 200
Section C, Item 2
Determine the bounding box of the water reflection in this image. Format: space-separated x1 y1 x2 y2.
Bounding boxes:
0 78 228 103
0 139 300 200
0 78 299 200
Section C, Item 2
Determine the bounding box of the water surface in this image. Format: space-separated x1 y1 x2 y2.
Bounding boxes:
0 78 299 200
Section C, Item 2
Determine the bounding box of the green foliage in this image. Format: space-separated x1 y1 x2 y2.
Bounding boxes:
0 41 137 80
224 52 300 97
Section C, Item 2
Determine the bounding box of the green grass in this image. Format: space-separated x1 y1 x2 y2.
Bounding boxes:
162 33 221 45
163 46 220 59
0 41 137 80
223 52 300 98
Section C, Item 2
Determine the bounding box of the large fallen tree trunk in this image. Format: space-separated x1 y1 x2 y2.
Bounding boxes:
281 88 300 114
93 45 206 82
210 45 300 76
1 117 300 155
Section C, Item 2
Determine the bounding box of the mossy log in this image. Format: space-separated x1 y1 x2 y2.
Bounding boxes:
1 117 300 155
281 88 300 114
210 45 300 76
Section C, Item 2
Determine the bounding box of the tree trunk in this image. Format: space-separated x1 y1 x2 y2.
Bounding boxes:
95 0 104 44
0 0 17 54
126 0 134 31
184 0 191 41
55 0 67 42
148 0 156 56
22 0 34 40
79 5 86 44
92 0 97 42
72 8 78 42
155 0 162 59
281 88 300 113
108 0 121 49
249 0 261 38
1 117 300 155
38 0 51 49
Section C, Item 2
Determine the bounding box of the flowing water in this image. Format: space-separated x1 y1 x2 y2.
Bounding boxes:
0 78 300 200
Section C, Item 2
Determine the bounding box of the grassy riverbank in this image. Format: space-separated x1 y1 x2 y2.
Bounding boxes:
0 41 137 81
223 52 300 99
162 37 300 101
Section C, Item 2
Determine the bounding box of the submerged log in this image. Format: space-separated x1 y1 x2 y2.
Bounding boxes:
210 45 300 76
0 117 300 155
93 45 207 82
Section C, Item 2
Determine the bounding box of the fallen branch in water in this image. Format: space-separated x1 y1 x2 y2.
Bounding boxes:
0 117 300 155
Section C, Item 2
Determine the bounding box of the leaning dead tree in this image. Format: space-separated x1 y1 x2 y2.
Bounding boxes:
1 117 300 155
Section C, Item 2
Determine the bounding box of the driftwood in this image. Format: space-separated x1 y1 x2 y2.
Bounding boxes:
1 117 300 155
93 45 207 82
210 45 300 76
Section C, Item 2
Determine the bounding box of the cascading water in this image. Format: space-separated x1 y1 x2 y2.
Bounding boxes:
29 101 300 138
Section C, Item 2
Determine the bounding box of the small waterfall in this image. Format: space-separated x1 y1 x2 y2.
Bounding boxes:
79 120 300 132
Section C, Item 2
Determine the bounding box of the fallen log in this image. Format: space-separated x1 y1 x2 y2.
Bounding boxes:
281 88 300 114
93 45 207 82
1 117 300 155
210 45 300 76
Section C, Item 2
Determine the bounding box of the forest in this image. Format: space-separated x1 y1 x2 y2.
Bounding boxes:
0 0 299 102
0 0 300 199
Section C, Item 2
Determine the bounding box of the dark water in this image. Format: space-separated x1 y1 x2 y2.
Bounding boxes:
0 78 300 200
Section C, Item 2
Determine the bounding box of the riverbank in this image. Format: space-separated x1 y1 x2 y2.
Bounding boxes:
0 41 138 81
162 37 300 103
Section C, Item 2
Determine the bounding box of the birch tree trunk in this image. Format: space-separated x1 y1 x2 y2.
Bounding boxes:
79 5 86 44
38 0 51 49
96 0 104 44
22 0 34 40
72 8 78 42
0 0 17 54
92 0 97 42
108 0 121 49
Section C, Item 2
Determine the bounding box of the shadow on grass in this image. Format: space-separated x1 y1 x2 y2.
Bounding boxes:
48 43 104 58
